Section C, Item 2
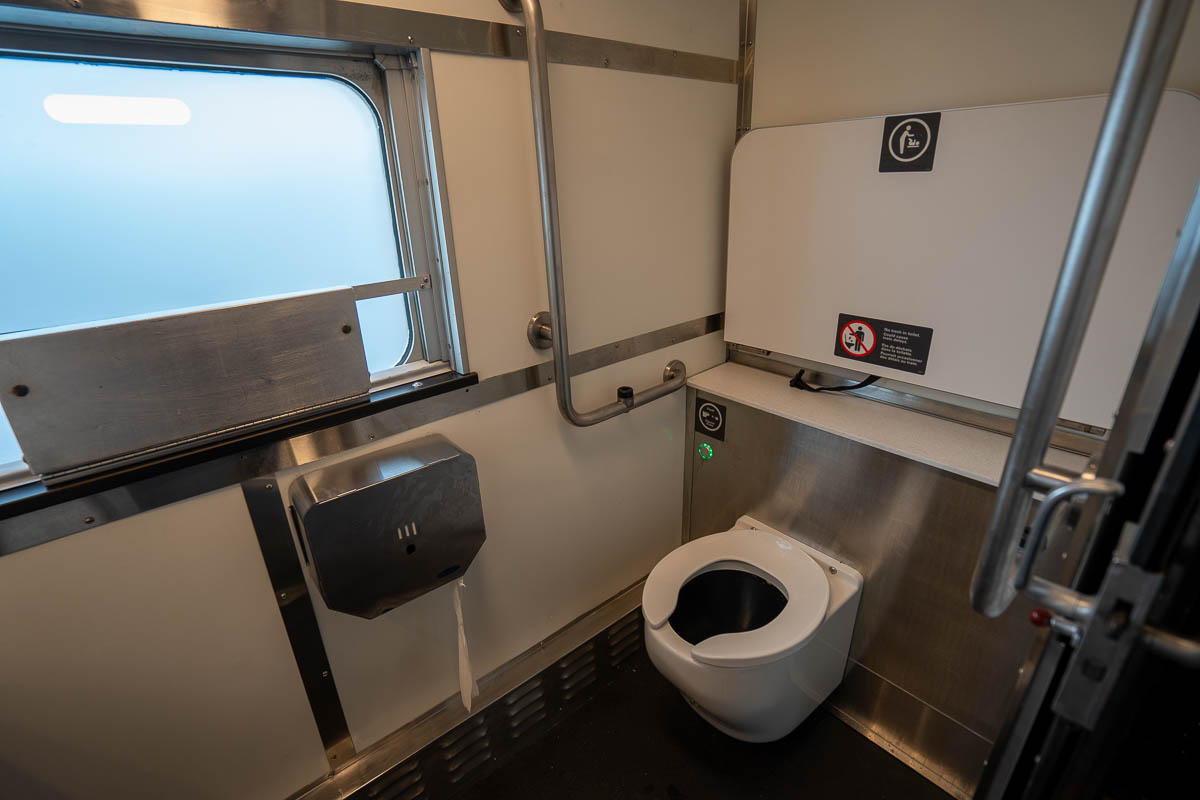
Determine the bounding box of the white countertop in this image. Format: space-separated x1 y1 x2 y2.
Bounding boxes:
688 362 1089 487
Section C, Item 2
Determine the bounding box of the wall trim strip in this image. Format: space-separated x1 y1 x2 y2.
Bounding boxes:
0 313 723 557
735 0 757 137
0 0 738 84
242 479 356 771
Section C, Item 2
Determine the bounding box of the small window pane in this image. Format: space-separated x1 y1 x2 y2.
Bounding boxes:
0 56 416 467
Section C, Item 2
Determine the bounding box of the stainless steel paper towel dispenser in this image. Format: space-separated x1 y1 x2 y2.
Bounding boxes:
289 435 486 619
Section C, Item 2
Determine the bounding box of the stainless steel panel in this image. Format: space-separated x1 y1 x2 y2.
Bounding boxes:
687 393 1036 766
0 312 721 558
290 435 485 619
0 289 369 475
829 662 991 799
0 1 737 84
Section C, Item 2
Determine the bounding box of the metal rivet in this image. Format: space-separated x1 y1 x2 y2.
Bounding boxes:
69 0 81 7
829 566 837 574
369 434 376 440
341 324 353 334
321 670 330 678
602 56 610 67
265 483 273 490
279 591 288 600
11 384 29 397
516 28 524 36
407 35 414 44
83 515 95 524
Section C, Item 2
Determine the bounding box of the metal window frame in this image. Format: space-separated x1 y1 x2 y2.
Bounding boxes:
0 28 467 479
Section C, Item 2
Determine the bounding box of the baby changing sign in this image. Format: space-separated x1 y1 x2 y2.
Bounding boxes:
834 313 933 375
879 111 941 172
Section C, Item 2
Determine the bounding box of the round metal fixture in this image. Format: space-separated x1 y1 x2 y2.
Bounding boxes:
527 310 553 349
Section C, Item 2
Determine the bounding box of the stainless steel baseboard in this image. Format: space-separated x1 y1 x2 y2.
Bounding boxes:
827 660 992 800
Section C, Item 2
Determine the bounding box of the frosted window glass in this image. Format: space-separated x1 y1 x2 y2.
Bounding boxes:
0 56 415 468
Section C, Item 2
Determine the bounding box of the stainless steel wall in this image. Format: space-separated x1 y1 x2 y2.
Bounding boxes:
685 388 1037 796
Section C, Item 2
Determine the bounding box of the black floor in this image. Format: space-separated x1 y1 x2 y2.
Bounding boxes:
452 646 950 800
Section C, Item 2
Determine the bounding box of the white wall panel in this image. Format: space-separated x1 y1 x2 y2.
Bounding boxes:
276 331 724 749
0 487 329 800
725 92 1200 428
0 4 737 792
434 51 736 379
354 0 739 59
752 0 1200 129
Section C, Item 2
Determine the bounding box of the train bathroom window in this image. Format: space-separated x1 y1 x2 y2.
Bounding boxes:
0 52 460 478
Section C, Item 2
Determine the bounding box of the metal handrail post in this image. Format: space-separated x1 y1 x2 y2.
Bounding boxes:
970 0 1191 617
502 0 687 426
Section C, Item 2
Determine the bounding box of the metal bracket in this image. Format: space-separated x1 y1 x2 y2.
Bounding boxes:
1050 561 1163 729
527 310 552 349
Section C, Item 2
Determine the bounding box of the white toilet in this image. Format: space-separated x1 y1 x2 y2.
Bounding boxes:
642 516 862 742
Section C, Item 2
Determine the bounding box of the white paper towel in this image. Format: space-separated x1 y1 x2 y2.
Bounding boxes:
453 578 480 711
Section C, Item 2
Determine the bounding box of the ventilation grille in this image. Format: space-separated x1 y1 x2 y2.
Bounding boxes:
365 757 424 800
348 608 645 800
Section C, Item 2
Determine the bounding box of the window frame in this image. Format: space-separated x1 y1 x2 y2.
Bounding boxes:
0 33 467 486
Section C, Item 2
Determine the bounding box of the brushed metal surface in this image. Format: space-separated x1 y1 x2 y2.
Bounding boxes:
828 662 991 799
290 435 485 619
0 289 370 475
687 393 1037 786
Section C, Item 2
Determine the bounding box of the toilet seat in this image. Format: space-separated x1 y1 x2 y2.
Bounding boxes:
643 527 831 668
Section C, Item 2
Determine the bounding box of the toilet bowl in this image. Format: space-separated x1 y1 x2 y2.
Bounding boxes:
642 516 862 742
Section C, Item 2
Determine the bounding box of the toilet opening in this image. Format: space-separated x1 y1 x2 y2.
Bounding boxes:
668 567 787 646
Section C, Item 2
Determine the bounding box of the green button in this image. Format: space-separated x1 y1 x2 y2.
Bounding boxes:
698 442 714 460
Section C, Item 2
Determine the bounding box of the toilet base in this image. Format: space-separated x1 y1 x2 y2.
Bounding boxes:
680 691 803 743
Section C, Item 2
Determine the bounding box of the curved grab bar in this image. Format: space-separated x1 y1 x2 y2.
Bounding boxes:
1013 477 1124 592
501 0 687 426
969 0 1190 617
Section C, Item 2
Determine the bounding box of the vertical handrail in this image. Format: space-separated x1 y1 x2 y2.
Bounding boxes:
501 0 687 427
970 0 1191 617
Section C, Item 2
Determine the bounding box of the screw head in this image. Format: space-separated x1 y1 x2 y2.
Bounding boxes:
341 324 353 334
412 381 423 388
829 566 837 574
11 384 29 397
83 515 95 524
407 35 414 44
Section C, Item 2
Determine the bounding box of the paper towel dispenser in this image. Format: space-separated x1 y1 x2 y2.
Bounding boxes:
289 435 485 619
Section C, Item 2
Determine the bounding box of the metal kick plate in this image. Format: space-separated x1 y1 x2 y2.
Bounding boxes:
289 434 486 619
0 289 369 475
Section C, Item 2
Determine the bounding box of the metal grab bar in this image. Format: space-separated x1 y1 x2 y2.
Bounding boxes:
970 0 1192 618
500 0 687 426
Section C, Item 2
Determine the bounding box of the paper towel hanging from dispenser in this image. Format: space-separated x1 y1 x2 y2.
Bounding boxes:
289 434 486 619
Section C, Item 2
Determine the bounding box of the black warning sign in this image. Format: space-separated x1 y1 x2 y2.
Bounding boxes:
695 398 726 441
834 313 933 375
879 112 941 172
